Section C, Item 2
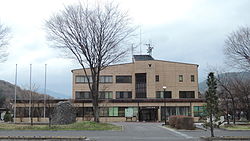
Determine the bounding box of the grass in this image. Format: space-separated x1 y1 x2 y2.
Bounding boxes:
0 121 122 131
222 125 250 130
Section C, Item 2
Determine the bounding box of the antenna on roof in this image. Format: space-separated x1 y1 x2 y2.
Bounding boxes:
145 43 154 56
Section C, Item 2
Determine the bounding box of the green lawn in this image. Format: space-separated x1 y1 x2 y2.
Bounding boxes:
0 121 122 131
222 125 250 130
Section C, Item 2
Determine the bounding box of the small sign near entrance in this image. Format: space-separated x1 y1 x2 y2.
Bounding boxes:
125 108 133 117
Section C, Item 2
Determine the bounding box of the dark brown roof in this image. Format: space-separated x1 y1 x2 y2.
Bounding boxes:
133 55 154 61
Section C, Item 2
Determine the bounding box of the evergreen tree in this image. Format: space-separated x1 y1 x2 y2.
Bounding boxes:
205 72 219 137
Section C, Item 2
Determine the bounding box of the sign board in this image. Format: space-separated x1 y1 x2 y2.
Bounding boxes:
125 108 133 117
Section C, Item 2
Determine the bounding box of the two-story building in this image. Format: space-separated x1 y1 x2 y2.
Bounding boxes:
72 55 205 122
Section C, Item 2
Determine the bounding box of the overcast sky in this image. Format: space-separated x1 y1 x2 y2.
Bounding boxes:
0 0 249 98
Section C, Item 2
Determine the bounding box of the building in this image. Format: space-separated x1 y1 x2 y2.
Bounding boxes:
13 55 205 123
71 55 205 122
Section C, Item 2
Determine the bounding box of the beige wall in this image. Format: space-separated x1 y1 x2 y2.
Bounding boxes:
72 60 199 99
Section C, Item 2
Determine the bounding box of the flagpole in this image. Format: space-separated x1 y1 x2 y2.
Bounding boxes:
14 64 17 123
29 64 32 122
44 64 47 119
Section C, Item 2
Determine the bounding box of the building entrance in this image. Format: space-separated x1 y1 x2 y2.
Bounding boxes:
139 107 158 122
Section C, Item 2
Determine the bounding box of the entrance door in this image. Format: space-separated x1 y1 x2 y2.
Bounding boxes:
139 108 158 122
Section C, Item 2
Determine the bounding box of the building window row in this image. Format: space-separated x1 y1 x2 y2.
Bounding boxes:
161 106 190 121
75 76 113 83
75 75 132 83
76 91 195 99
156 91 172 98
75 91 132 99
179 91 195 98
76 74 195 84
76 107 138 117
193 106 205 117
116 76 132 83
179 75 195 82
75 91 113 99
99 92 113 99
116 91 132 99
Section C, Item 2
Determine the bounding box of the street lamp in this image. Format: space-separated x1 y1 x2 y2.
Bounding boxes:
163 86 167 125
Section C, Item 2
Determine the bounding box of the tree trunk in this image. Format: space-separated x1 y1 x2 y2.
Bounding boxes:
246 109 250 121
93 99 99 122
210 113 214 137
232 99 236 124
92 81 100 123
226 101 230 124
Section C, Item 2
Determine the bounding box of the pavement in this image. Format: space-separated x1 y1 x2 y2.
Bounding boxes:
0 122 250 141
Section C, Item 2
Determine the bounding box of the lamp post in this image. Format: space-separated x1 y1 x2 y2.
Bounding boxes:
163 86 167 125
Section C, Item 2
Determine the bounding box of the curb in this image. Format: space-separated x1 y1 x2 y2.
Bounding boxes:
200 136 250 141
0 136 87 140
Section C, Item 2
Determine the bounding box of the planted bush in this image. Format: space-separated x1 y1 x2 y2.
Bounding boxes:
4 111 13 122
169 116 178 128
169 115 195 130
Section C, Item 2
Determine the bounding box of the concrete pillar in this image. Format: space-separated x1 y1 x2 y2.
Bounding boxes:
158 106 161 121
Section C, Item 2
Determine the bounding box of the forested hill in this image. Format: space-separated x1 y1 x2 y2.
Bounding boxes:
199 72 250 93
0 80 53 101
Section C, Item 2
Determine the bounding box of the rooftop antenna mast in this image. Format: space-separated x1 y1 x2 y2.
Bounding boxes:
145 43 154 56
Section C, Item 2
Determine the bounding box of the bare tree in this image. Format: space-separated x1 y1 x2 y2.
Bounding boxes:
0 21 10 62
229 73 250 120
217 73 237 124
224 26 250 70
45 2 135 122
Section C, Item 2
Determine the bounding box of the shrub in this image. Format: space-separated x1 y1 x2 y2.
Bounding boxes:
4 111 13 122
169 115 195 130
169 116 177 128
176 116 195 130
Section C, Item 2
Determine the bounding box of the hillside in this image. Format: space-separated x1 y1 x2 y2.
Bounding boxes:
199 72 250 93
0 80 53 101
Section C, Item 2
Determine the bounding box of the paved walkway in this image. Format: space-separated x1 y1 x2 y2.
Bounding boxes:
0 122 250 141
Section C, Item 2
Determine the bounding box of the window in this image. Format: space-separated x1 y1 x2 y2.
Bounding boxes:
116 76 132 83
75 76 92 83
155 75 159 82
76 75 113 83
179 91 195 98
84 107 93 117
132 107 138 116
191 75 195 82
99 76 113 83
118 107 126 117
99 107 109 117
109 107 118 116
99 91 113 99
75 91 91 99
76 107 84 117
161 107 190 121
179 75 183 82
116 91 132 99
156 91 172 98
193 106 205 117
16 107 29 117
